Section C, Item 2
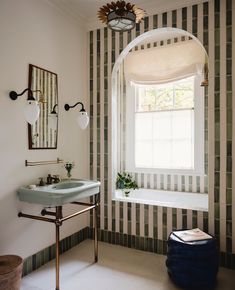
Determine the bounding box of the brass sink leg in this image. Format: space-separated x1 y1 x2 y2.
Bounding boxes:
55 223 60 290
18 193 100 289
94 193 99 263
55 206 62 290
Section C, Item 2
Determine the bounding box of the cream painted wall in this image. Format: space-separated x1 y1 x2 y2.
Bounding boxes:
0 0 89 258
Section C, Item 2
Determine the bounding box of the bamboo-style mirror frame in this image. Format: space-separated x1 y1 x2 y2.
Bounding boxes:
28 64 58 149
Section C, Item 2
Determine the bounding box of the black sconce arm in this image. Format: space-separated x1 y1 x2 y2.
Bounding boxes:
51 104 58 114
64 102 85 112
9 88 36 101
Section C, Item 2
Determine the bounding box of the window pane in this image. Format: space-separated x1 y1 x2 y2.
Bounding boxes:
153 111 171 140
135 111 194 169
172 140 193 169
134 76 195 171
135 76 194 112
135 113 153 140
172 110 194 140
135 141 152 167
174 78 194 109
154 87 173 110
136 87 156 112
153 141 171 168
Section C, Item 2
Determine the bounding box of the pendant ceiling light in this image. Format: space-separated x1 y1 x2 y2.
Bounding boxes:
98 1 146 32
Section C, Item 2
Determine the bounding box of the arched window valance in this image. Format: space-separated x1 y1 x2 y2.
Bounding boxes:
124 40 206 84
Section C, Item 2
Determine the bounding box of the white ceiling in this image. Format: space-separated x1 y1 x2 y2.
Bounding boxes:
48 0 207 30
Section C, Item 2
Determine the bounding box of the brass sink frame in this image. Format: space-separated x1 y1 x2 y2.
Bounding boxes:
18 193 100 290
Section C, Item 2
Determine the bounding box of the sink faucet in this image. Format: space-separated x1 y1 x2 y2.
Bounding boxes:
47 174 61 184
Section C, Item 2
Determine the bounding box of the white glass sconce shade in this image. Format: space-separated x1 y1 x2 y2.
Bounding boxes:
77 111 89 130
64 101 89 130
24 100 40 125
48 113 58 130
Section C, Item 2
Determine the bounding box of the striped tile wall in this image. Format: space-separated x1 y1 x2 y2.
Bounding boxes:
22 227 89 276
89 0 235 268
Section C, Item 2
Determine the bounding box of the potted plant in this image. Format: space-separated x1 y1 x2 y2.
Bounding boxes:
116 172 138 197
64 161 75 179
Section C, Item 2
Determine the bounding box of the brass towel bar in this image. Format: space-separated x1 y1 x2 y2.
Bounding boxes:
25 158 63 167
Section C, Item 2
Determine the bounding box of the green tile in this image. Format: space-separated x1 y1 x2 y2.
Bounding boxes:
172 214 177 228
214 187 220 203
172 10 176 26
227 124 232 140
203 1 208 15
163 226 167 241
220 252 226 267
214 203 220 219
226 43 232 59
215 156 220 171
226 189 232 204
214 172 220 187
226 173 232 188
214 29 220 46
153 15 158 29
163 212 167 226
203 16 208 30
182 215 187 229
226 26 232 43
157 240 163 254
136 223 140 236
214 219 220 235
231 254 235 269
153 227 158 239
135 236 140 249
193 216 198 228
227 157 232 173
215 141 220 155
215 0 220 13
226 205 232 221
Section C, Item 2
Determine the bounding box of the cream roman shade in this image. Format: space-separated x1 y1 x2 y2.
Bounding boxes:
124 40 206 84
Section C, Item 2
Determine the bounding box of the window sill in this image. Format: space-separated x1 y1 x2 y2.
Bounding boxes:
113 189 208 212
125 166 205 176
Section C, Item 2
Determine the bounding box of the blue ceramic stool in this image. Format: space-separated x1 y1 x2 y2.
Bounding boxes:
166 231 219 289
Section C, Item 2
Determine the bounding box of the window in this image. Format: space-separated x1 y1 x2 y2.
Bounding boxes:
126 76 204 174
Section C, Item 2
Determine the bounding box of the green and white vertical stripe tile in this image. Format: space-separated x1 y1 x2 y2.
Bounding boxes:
89 0 235 268
100 27 105 231
208 0 215 237
219 0 227 254
232 0 235 258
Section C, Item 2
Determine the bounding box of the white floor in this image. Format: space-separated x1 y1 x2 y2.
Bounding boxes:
21 240 235 290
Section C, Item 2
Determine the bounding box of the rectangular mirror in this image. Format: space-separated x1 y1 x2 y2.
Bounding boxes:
28 64 58 149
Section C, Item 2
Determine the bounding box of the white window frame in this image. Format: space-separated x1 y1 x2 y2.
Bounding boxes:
125 75 204 175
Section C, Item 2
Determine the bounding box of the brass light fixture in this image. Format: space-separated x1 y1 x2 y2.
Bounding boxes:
98 1 146 32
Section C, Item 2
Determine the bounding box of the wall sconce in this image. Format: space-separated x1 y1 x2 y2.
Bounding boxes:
9 88 40 125
48 104 58 131
64 102 89 130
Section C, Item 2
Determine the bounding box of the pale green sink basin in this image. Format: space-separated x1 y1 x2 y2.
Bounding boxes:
52 182 84 190
18 179 100 206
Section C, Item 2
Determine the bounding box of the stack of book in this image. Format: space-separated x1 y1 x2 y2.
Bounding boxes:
171 228 212 243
